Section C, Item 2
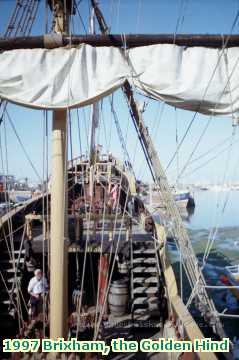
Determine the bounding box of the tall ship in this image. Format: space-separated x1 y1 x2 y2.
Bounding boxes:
0 0 238 359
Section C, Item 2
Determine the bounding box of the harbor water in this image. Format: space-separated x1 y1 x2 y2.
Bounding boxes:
170 190 239 344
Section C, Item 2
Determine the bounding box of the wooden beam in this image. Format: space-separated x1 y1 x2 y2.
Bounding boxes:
50 0 69 341
1 34 239 51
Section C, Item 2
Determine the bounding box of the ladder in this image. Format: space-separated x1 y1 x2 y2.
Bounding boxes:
0 242 25 338
130 229 164 328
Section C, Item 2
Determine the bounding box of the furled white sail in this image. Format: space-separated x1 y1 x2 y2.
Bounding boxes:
129 44 239 115
0 43 239 115
0 45 129 109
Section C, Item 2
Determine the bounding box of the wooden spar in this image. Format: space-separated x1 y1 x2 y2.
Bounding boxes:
50 0 68 340
1 33 239 50
89 8 99 166
50 110 68 339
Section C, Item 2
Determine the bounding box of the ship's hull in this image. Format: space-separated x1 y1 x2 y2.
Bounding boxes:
0 158 228 359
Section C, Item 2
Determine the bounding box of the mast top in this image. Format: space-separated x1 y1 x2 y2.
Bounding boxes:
47 0 75 14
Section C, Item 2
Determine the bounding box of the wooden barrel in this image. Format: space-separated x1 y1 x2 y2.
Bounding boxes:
108 279 129 316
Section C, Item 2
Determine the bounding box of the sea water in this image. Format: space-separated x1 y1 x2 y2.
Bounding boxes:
170 190 239 343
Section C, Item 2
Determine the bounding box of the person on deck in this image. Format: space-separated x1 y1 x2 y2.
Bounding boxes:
28 269 48 319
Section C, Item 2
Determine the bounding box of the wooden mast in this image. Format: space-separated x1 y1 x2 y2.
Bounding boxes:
49 0 70 339
89 7 99 166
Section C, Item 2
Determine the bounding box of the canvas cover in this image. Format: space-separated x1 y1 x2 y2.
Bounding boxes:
0 43 238 116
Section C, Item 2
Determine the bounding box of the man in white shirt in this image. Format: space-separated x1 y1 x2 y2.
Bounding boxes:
28 269 48 319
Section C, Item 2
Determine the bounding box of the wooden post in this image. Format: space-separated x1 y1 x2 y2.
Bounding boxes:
49 0 69 340
50 110 68 339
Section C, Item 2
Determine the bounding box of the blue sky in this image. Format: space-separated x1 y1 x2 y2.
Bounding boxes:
1 0 239 185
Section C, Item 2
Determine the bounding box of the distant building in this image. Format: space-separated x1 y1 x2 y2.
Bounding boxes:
0 175 16 190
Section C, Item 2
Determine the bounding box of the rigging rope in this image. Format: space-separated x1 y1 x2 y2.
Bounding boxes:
94 184 108 333
94 186 130 340
166 8 239 172
180 46 239 180
76 109 83 156
98 101 109 155
177 49 239 180
5 110 42 182
0 115 23 331
181 136 239 179
137 102 165 180
110 95 135 175
202 128 238 268
186 135 234 166
75 0 88 33
174 0 187 43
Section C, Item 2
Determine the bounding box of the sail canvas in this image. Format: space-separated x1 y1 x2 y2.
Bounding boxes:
0 44 239 116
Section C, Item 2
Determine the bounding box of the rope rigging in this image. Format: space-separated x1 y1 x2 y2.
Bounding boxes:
4 0 40 38
177 42 239 180
174 0 188 42
89 0 230 339
180 135 239 179
166 7 239 172
5 110 42 182
186 134 235 166
1 0 239 346
137 102 165 181
0 0 42 333
202 127 238 269
110 95 135 176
